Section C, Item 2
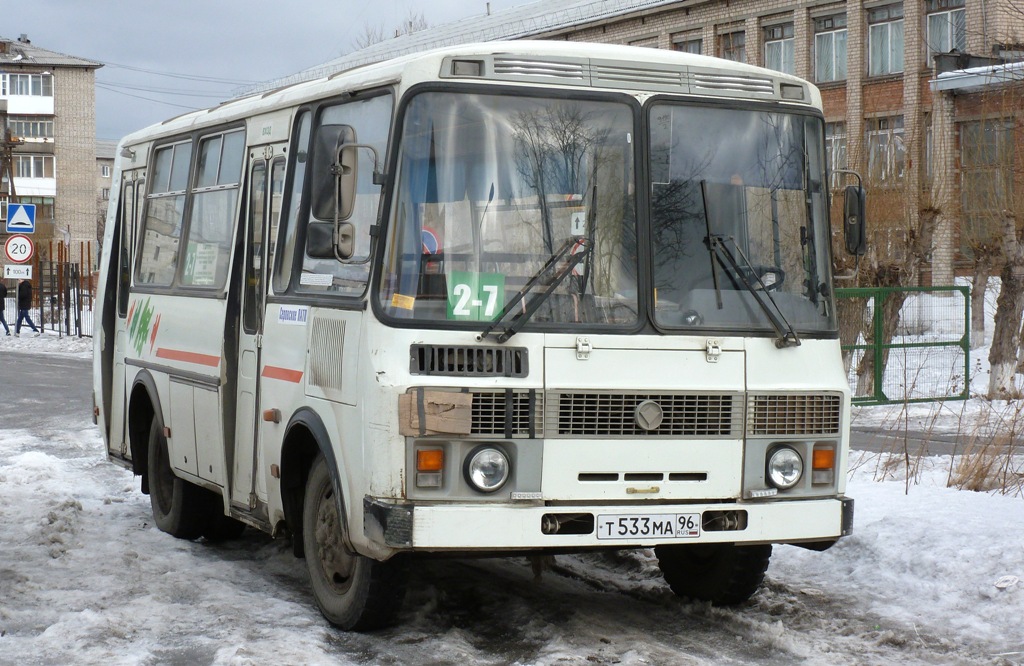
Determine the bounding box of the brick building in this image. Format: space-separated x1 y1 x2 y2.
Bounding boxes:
283 0 1024 284
0 34 101 268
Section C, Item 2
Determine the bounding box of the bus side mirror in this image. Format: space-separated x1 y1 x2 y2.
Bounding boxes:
843 185 867 256
306 221 355 259
336 144 359 222
311 124 356 222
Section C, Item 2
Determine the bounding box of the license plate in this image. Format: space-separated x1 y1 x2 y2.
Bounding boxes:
596 513 701 540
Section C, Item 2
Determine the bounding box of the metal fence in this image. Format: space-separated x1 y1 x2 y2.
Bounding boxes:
836 286 970 405
8 261 95 338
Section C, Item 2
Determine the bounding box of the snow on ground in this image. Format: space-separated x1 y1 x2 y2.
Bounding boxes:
2 330 1024 664
0 327 92 359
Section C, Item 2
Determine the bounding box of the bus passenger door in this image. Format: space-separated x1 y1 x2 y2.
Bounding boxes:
232 154 284 510
108 172 144 458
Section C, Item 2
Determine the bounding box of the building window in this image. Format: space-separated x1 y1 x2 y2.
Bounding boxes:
764 24 795 74
826 122 848 190
628 37 659 49
926 0 966 60
866 116 906 185
868 4 905 76
2 196 55 221
101 164 111 178
672 33 703 54
8 116 54 140
814 14 848 82
14 154 55 179
719 31 746 62
101 188 110 200
0 73 54 97
961 119 1014 246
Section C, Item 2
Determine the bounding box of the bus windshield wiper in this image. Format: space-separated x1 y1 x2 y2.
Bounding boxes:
706 234 801 348
477 236 590 343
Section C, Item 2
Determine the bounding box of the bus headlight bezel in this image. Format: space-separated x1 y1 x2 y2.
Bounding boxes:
463 445 510 493
766 445 803 490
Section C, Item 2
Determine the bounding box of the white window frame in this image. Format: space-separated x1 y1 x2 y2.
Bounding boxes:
926 0 966 59
814 15 848 82
866 116 906 185
868 4 905 76
763 24 795 74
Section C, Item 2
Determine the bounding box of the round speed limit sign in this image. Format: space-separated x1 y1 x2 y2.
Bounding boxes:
4 234 34 264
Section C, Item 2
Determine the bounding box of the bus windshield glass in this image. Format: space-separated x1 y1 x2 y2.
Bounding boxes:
648 103 836 335
378 91 638 329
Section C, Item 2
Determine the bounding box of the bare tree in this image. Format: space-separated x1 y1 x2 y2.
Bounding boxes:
353 10 429 50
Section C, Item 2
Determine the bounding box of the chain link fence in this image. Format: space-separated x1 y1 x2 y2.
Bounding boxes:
837 286 970 405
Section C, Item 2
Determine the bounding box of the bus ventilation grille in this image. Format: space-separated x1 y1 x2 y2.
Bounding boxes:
410 344 528 378
747 393 842 436
546 392 740 438
470 389 541 437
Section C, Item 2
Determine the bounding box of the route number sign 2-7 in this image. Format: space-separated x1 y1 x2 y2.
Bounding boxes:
4 234 35 264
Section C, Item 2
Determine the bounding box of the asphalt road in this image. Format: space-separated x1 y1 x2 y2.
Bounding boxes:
0 350 92 432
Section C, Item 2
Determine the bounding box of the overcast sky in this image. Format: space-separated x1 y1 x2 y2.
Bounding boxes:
7 0 535 141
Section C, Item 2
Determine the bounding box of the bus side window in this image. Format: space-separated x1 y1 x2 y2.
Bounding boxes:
116 181 134 317
273 110 311 294
137 141 191 286
297 92 393 297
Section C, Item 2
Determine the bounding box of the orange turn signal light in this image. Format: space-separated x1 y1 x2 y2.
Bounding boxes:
417 449 444 472
812 447 835 470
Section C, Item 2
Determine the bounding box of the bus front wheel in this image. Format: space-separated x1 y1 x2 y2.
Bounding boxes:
147 415 206 539
302 454 407 630
656 542 772 606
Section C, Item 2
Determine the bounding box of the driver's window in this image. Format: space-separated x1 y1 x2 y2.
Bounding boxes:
297 93 393 297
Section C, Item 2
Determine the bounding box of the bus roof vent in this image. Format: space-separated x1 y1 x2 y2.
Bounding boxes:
591 60 686 93
410 344 529 378
688 69 777 99
490 56 588 84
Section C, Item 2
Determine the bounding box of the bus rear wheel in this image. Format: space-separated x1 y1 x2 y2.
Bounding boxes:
147 415 206 540
302 454 407 630
656 542 772 606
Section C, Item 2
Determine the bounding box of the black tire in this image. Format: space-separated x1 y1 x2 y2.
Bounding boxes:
147 414 206 540
302 454 407 630
656 542 772 606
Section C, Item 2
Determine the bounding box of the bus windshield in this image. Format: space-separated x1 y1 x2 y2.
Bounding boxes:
378 91 639 328
648 103 836 335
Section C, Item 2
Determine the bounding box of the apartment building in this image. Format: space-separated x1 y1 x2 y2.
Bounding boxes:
0 34 101 267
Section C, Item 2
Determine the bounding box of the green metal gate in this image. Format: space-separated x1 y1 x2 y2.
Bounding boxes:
836 286 970 405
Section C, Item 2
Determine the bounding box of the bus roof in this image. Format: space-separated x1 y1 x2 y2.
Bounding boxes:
117 40 822 150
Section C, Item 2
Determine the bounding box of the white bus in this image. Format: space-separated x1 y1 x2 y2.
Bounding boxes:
94 41 864 630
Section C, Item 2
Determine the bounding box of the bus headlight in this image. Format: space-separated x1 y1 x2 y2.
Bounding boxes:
463 446 510 493
766 446 803 490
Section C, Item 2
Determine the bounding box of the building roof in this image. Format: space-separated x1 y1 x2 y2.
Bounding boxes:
247 0 679 93
96 139 118 160
932 60 1024 93
0 34 102 69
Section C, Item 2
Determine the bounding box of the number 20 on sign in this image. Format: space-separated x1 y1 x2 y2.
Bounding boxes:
4 234 35 264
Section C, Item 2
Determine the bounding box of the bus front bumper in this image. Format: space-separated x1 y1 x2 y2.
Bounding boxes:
363 496 854 551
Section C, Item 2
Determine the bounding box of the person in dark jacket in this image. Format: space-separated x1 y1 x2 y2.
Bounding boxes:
0 281 9 335
15 279 39 337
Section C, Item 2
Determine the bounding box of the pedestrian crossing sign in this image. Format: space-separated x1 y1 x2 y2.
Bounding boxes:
6 203 36 233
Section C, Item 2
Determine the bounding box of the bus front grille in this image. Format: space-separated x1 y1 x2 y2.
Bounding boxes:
470 389 541 437
545 392 740 438
747 393 842 436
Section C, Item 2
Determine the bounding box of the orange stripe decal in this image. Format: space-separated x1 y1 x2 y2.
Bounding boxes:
262 365 304 383
155 347 221 368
